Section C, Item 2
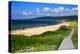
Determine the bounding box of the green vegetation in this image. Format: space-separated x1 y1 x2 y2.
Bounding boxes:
72 27 78 49
11 26 71 53
71 20 78 49
69 20 78 28
67 19 78 49
10 19 78 53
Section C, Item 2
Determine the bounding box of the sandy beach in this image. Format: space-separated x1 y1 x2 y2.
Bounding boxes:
11 22 70 36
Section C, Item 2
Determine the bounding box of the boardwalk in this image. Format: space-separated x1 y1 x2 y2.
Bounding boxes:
58 29 75 50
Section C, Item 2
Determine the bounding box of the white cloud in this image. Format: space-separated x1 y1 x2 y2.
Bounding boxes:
43 7 51 11
52 7 65 13
43 7 53 16
71 7 78 11
68 7 78 15
21 7 78 17
53 8 59 12
52 7 78 16
36 8 40 15
58 7 64 9
22 12 28 15
22 11 33 15
65 8 70 11
36 8 40 12
58 6 64 12
42 7 70 16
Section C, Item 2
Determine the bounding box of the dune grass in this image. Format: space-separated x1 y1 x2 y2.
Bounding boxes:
72 27 78 49
10 26 71 53
71 20 78 49
67 19 78 49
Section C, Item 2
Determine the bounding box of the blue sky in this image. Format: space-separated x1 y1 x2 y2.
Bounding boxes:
10 1 78 19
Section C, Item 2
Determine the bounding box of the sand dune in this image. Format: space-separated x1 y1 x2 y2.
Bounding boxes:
11 22 70 36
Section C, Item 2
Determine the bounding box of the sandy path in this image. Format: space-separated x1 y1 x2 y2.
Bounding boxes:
11 22 70 36
58 29 75 50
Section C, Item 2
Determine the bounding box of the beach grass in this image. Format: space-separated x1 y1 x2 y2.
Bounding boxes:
10 26 71 53
71 20 78 49
68 19 78 49
72 27 78 49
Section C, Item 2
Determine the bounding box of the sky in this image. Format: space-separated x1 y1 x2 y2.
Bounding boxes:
10 1 78 19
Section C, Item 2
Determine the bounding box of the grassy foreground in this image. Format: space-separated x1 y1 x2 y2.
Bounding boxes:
10 26 71 53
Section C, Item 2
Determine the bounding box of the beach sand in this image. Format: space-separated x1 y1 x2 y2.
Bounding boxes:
11 22 70 36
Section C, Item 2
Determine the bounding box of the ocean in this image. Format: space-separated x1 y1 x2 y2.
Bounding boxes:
11 16 77 31
11 20 61 30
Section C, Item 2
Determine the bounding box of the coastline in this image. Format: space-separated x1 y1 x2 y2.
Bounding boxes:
11 22 70 36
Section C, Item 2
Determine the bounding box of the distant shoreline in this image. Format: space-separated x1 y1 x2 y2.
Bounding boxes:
11 15 78 31
11 22 70 36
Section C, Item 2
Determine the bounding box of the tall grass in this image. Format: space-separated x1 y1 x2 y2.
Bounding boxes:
10 26 71 53
68 20 78 49
72 27 78 49
71 20 78 49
